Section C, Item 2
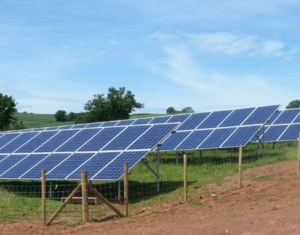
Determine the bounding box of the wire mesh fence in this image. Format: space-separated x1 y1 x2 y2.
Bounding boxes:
0 141 298 225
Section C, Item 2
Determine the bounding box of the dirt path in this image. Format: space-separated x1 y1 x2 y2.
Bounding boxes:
1 160 300 235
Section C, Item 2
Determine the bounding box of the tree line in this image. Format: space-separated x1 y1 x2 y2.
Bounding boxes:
2 88 300 131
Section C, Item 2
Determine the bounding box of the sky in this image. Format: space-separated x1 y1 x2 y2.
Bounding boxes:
0 0 300 114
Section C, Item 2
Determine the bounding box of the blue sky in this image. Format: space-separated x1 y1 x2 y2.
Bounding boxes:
0 0 299 114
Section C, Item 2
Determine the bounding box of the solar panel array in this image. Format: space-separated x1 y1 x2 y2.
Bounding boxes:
253 108 300 143
159 105 280 151
0 123 178 181
0 104 280 181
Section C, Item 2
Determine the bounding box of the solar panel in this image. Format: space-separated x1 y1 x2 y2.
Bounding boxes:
0 132 38 153
278 124 300 141
198 128 236 149
0 154 28 175
116 120 135 126
176 130 213 150
167 114 190 123
101 121 119 127
273 109 300 124
85 123 103 128
242 105 278 125
177 112 210 130
0 133 20 149
219 108 254 127
222 126 260 147
149 116 171 124
132 118 153 125
197 110 231 129
159 132 191 151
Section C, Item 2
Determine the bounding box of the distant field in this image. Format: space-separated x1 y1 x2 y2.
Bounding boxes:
13 112 189 129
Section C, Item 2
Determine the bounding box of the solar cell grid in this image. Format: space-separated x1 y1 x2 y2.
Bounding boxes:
101 121 119 127
1 154 48 178
220 108 254 127
71 124 87 129
58 125 73 130
67 152 121 179
116 120 135 126
279 124 300 141
55 128 102 152
222 126 259 147
15 131 58 153
0 154 28 175
262 125 288 142
92 151 148 180
0 133 20 149
20 153 71 179
160 132 191 151
176 130 212 150
0 155 9 162
199 128 236 149
167 114 190 123
177 112 210 130
149 116 170 124
197 110 231 129
274 109 300 124
103 125 150 150
128 124 177 150
78 127 125 151
266 111 282 125
85 123 103 128
35 130 79 153
132 118 152 125
243 105 278 125
46 153 95 179
0 132 38 153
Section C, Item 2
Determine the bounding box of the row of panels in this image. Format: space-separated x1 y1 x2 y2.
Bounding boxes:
6 105 280 134
253 124 300 143
0 124 178 154
160 126 260 151
266 109 300 125
0 151 148 181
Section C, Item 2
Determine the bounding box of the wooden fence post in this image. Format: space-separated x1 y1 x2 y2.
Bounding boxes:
239 145 243 188
124 162 128 216
183 154 187 202
298 133 300 171
81 170 89 223
41 169 46 226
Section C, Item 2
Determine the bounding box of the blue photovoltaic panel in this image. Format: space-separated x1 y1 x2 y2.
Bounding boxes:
116 120 135 126
220 108 255 127
0 155 8 162
132 118 152 125
167 114 190 123
243 105 278 125
32 128 46 131
55 129 101 152
92 151 148 180
20 153 71 179
293 113 300 123
273 109 300 124
177 130 212 150
177 112 210 131
20 129 32 132
103 126 150 150
46 153 95 179
15 131 58 153
222 126 259 147
0 133 20 149
71 124 87 129
0 154 48 179
0 132 38 153
58 125 73 130
160 132 191 151
149 116 170 124
199 128 236 149
197 110 231 129
85 123 102 128
0 155 28 175
266 111 282 125
262 125 288 142
35 130 79 152
279 124 300 141
78 127 125 151
101 121 119 127
128 124 177 150
67 152 121 179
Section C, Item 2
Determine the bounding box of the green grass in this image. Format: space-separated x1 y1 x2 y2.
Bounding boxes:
14 112 75 129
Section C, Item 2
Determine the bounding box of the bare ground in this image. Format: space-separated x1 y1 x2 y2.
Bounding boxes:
1 160 300 235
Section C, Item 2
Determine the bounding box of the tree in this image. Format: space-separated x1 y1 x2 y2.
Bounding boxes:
181 107 194 113
166 107 176 114
69 112 76 121
286 100 300 109
55 110 67 121
0 93 18 131
77 87 144 123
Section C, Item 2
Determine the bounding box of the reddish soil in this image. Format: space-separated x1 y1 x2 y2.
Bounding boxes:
2 160 300 235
